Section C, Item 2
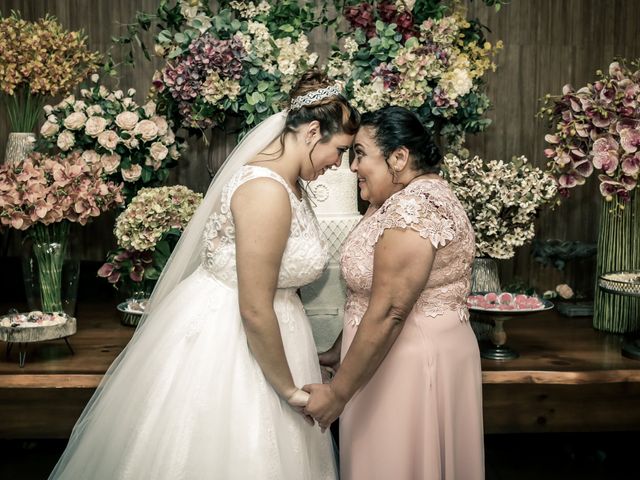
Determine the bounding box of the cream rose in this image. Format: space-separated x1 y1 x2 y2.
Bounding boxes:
98 130 120 151
64 112 87 130
124 137 140 150
149 142 168 162
86 105 103 117
101 153 121 174
151 116 169 136
555 284 574 300
115 111 139 131
85 116 108 136
73 101 87 112
145 157 162 170
161 129 175 146
57 131 75 151
169 145 180 160
143 101 156 117
134 120 159 141
121 164 142 182
81 150 101 165
40 121 59 137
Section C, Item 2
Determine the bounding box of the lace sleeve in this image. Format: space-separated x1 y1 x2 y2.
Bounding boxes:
371 189 456 249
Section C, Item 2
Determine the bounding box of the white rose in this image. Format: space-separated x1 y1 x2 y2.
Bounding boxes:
73 101 86 112
145 156 161 170
114 90 124 100
62 95 75 107
149 141 168 162
122 98 134 108
57 131 75 151
86 105 103 116
85 116 108 136
80 88 91 98
47 115 58 124
40 121 59 137
151 116 169 136
115 111 139 131
161 129 175 146
168 144 180 160
124 137 140 150
43 105 53 115
127 88 136 97
99 86 109 98
121 164 142 182
101 153 121 174
81 150 101 164
63 111 87 130
134 120 159 141
143 101 156 117
91 73 100 83
97 130 120 151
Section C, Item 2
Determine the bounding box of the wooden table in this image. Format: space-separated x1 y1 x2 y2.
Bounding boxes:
1 302 639 438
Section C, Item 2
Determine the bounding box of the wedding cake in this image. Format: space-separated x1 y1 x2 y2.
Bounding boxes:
301 154 361 351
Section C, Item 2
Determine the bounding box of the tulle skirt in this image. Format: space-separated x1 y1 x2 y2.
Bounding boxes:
49 266 337 479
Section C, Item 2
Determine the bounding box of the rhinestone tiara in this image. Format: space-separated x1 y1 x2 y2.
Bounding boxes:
290 85 342 111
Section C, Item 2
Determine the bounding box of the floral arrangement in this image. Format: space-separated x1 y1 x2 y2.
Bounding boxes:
133 0 322 134
0 11 101 131
540 60 640 209
443 153 558 259
98 185 202 293
0 151 123 230
0 151 123 312
326 0 502 149
37 76 182 202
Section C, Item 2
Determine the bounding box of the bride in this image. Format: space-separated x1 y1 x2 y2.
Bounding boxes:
49 70 360 479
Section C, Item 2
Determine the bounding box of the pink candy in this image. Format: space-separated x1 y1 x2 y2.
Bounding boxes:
467 292 545 311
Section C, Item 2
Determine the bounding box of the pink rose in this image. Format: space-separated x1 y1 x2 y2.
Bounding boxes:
151 115 169 136
149 141 168 161
555 284 574 300
63 112 87 130
81 150 101 164
121 164 142 182
85 116 108 136
134 120 159 141
101 153 121 174
98 130 120 151
115 111 139 131
57 131 75 151
40 121 59 137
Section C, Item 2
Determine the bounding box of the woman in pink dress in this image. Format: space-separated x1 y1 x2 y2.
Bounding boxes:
304 106 484 479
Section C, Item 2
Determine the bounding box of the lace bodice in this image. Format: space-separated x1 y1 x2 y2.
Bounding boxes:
201 165 329 289
340 178 475 326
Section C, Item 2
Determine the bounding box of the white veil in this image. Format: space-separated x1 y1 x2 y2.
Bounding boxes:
140 110 288 326
49 111 289 479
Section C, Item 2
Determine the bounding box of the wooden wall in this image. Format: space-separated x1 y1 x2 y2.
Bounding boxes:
1 0 639 295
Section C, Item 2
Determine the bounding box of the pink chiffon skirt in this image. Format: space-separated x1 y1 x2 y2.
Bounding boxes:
340 309 484 480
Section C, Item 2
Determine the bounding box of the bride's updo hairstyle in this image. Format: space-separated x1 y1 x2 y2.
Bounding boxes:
279 69 360 156
361 106 441 174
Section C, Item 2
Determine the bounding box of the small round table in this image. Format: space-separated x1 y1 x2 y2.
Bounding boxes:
598 270 640 360
470 300 554 361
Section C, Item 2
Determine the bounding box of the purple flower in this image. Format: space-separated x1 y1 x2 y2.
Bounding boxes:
620 128 640 153
592 136 619 174
621 153 640 176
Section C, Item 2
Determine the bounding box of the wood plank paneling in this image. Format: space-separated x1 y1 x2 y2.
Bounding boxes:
1 1 639 294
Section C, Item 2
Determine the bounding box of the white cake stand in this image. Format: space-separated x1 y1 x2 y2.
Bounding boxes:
469 299 554 361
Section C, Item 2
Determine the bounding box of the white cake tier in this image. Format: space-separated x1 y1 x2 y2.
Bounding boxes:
317 215 361 263
307 154 359 216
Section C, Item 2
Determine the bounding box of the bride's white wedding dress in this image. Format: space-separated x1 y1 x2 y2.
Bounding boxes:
50 164 337 479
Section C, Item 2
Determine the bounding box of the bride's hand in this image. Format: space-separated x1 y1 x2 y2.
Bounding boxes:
287 388 315 426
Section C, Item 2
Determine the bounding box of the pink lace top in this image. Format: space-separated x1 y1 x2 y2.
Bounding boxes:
340 178 475 327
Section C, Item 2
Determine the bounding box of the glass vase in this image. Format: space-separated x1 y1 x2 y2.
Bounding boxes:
3 132 36 164
593 192 640 333
471 257 501 293
21 222 80 315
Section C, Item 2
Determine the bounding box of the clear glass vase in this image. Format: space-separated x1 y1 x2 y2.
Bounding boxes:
21 222 80 315
470 257 501 293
